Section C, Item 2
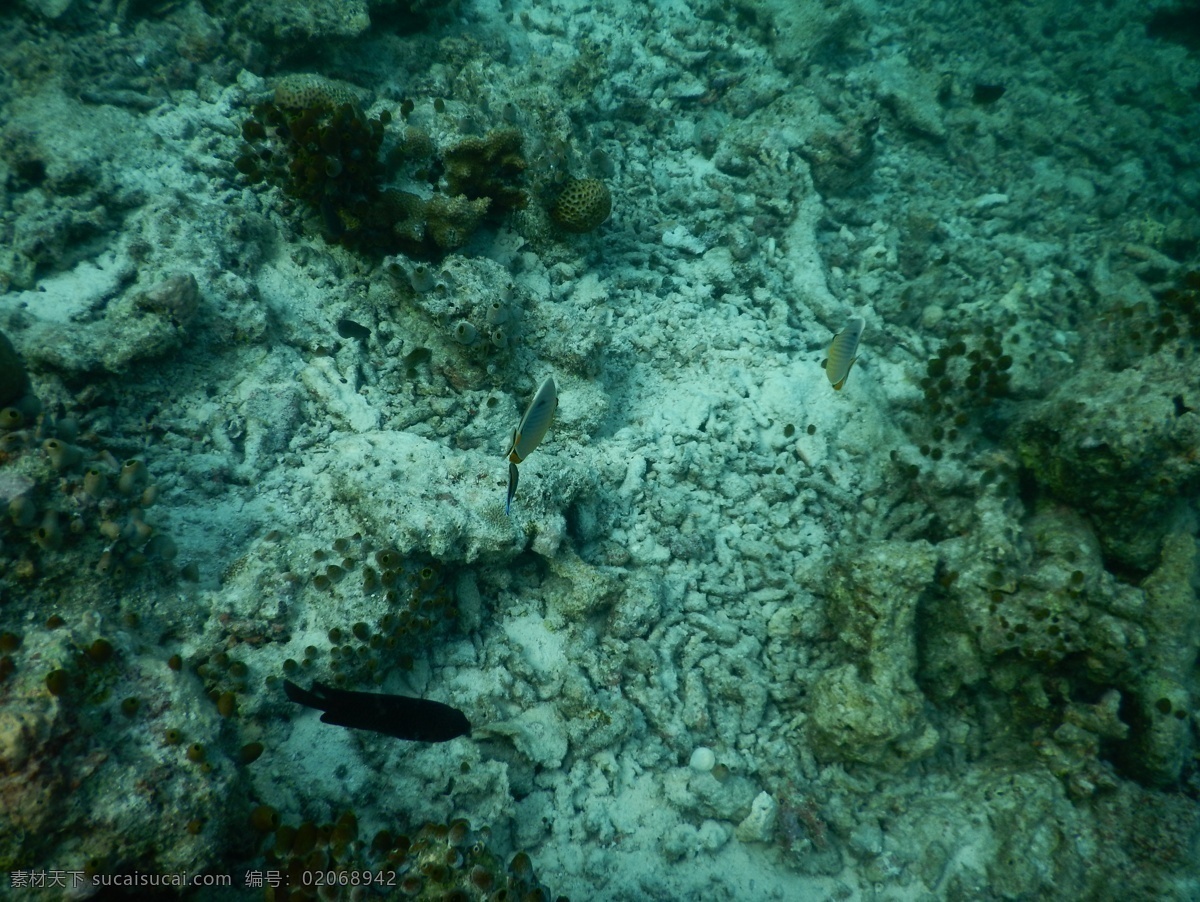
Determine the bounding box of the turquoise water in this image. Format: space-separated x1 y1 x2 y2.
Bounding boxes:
0 0 1198 899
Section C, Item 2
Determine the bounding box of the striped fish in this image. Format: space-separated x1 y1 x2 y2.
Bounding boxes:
823 317 865 390
505 377 558 514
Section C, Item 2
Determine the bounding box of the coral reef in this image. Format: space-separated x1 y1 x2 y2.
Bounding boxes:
0 616 238 882
237 85 528 260
1125 529 1199 787
1018 377 1195 563
798 113 879 196
237 95 391 251
807 540 939 767
215 0 372 46
1015 270 1200 570
283 531 459 687
3 0 1200 899
920 498 1200 795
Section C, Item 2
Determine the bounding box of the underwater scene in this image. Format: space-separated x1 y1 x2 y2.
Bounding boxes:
2 0 1200 899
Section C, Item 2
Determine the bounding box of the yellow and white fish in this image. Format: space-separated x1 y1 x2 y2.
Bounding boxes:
505 376 558 514
823 316 865 390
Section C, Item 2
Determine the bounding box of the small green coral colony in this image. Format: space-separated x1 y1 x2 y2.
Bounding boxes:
289 534 456 686
258 815 564 902
382 256 519 361
911 320 1014 464
0 347 178 584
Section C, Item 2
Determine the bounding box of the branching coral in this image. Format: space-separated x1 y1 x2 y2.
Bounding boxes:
443 127 529 216
236 83 529 260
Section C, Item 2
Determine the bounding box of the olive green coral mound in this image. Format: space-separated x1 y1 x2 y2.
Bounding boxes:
1014 270 1200 570
808 540 940 768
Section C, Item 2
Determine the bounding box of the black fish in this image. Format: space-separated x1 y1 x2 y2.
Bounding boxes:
283 679 471 743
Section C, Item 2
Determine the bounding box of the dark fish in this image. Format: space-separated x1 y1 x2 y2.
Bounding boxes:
972 83 1006 105
283 679 470 743
336 318 371 342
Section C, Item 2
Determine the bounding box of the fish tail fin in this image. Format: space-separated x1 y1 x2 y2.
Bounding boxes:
283 679 325 712
505 461 519 516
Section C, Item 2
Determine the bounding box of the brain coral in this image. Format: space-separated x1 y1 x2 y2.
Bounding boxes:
551 177 612 233
273 74 365 111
